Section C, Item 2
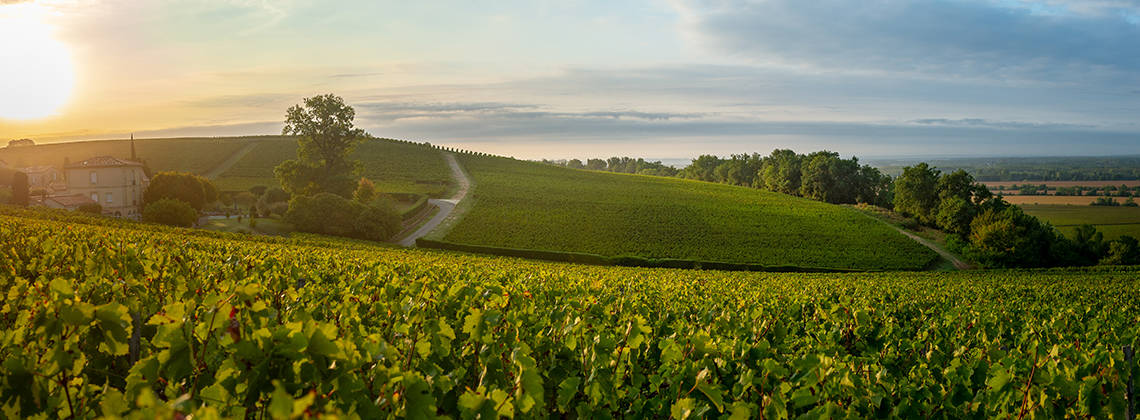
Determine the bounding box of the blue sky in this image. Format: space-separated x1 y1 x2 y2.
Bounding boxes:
1 0 1138 159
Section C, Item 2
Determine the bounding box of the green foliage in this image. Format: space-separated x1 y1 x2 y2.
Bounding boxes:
964 206 1072 268
1100 235 1140 265
77 203 103 214
217 137 451 196
285 192 400 241
760 149 802 194
548 156 679 177
142 198 199 227
10 171 28 206
894 163 940 224
0 212 1138 418
275 94 366 197
144 171 217 211
445 154 937 270
354 177 376 203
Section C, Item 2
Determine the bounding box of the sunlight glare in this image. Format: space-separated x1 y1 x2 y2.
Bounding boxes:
0 5 76 120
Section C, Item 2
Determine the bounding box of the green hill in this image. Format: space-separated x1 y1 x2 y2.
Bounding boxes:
439 154 939 271
0 136 258 174
0 208 1136 418
212 136 452 196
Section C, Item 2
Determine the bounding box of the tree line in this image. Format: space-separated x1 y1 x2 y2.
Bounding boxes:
544 157 680 177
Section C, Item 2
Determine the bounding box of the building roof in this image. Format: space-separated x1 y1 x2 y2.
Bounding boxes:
46 193 97 208
20 165 59 174
64 156 145 169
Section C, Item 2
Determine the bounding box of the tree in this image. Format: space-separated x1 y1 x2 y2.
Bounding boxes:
585 159 606 170
354 178 376 203
894 163 940 225
758 149 802 194
143 199 198 227
144 172 217 211
275 94 366 197
1100 236 1140 265
934 170 981 235
566 159 584 169
11 172 28 206
964 206 1063 268
1071 224 1106 264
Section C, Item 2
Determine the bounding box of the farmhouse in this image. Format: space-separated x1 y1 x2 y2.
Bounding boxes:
20 165 65 191
63 156 149 217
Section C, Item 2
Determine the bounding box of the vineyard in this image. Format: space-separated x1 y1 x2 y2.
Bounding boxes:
0 136 257 175
1 210 1137 418
442 154 939 271
213 137 452 195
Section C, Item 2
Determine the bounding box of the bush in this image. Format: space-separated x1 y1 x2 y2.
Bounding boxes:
77 203 103 214
143 199 199 227
286 193 401 241
144 172 218 210
1101 236 1140 265
266 201 290 217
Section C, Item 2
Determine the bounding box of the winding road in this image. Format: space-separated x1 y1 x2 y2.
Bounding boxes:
397 153 471 247
890 226 972 270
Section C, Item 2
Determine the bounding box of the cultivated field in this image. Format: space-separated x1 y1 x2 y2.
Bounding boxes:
213 136 452 195
1022 204 1140 240
1 208 1137 418
442 155 939 271
0 136 257 174
983 180 1140 189
998 195 1121 205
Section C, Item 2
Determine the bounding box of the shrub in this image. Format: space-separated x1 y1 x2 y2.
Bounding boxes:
286 192 401 241
1100 236 1140 265
144 172 217 210
143 199 199 227
77 203 103 214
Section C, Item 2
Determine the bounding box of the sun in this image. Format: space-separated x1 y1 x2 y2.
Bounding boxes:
0 5 76 120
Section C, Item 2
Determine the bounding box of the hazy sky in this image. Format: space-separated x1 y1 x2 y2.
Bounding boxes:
1 0 1138 159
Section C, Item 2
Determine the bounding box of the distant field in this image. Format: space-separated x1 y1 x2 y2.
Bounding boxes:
442 155 939 270
214 137 451 195
983 180 1140 188
0 137 256 174
1000 195 1111 205
1021 204 1140 240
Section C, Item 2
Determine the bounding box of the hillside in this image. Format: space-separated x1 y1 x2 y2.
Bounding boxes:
1 208 1136 418
0 136 454 197
211 136 452 195
440 154 939 271
0 136 258 174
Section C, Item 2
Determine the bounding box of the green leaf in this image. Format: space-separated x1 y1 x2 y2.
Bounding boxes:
671 398 696 419
696 382 725 413
95 302 130 355
986 369 1011 391
728 402 752 420
308 328 339 357
269 381 293 420
557 376 581 412
403 372 437 420
50 277 74 299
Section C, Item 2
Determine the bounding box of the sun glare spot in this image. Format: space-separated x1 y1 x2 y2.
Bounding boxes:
0 5 76 120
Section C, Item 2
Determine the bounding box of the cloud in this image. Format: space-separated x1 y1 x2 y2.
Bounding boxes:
356 101 703 122
673 0 1140 82
909 118 1093 130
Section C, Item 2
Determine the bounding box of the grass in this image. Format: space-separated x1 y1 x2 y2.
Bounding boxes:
443 155 939 271
1021 204 1140 240
214 137 451 195
0 136 259 174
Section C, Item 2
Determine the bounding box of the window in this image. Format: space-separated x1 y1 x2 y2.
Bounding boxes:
105 192 113 204
90 171 98 184
90 193 98 202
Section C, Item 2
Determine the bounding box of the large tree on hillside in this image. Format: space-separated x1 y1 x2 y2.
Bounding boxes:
275 94 366 197
759 149 802 194
144 172 217 211
894 163 941 224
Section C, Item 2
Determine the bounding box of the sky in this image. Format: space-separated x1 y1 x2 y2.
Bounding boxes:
0 0 1138 160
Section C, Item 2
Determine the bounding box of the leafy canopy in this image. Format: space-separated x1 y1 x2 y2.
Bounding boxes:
275 94 366 197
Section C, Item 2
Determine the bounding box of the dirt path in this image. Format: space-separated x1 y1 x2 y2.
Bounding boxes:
890 226 973 270
397 153 471 247
203 141 259 179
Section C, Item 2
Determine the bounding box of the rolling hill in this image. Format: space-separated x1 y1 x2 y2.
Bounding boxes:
437 154 939 271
